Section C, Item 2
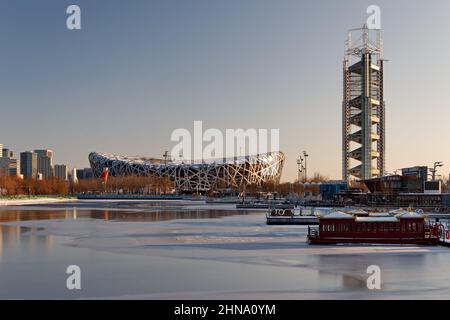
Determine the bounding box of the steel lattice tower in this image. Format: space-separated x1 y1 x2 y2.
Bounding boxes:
342 25 385 181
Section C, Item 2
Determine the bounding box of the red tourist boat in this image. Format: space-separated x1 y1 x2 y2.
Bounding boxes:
307 209 439 245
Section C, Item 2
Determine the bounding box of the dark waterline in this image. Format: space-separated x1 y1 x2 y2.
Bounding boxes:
0 206 259 223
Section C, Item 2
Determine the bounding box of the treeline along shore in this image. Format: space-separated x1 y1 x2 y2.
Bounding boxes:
0 173 332 198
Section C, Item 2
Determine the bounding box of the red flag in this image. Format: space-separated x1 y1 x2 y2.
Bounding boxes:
100 167 109 183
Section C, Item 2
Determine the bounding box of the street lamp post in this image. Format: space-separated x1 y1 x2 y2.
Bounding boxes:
431 161 444 181
163 151 170 166
303 151 309 182
162 151 171 195
297 156 303 184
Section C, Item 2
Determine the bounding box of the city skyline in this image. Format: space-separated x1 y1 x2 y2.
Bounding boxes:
3 1 450 181
0 144 91 181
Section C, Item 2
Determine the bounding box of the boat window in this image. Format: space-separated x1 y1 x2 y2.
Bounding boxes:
406 222 414 233
322 223 336 232
418 223 423 233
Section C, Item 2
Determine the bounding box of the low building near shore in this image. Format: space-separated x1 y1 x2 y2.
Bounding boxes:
335 166 450 209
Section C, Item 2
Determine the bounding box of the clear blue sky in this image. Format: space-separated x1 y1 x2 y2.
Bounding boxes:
2 0 450 181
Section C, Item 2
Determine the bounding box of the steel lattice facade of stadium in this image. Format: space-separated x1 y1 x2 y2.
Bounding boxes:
89 151 284 192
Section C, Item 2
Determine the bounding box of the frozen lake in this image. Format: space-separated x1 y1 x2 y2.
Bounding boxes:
1 200 450 299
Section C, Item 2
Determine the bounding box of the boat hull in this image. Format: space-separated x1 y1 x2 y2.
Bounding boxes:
267 216 318 225
308 237 439 245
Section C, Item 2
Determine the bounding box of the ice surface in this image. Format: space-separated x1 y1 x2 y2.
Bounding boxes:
2 204 450 299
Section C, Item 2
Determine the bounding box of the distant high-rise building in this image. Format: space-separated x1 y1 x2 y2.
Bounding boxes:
0 158 8 177
76 169 84 180
71 168 78 184
34 149 53 179
2 148 13 158
54 164 68 180
0 147 20 177
7 158 20 176
0 158 20 177
83 168 93 179
20 151 38 178
76 168 93 180
0 145 6 176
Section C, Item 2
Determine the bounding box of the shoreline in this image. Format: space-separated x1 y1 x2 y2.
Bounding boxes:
0 197 77 206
